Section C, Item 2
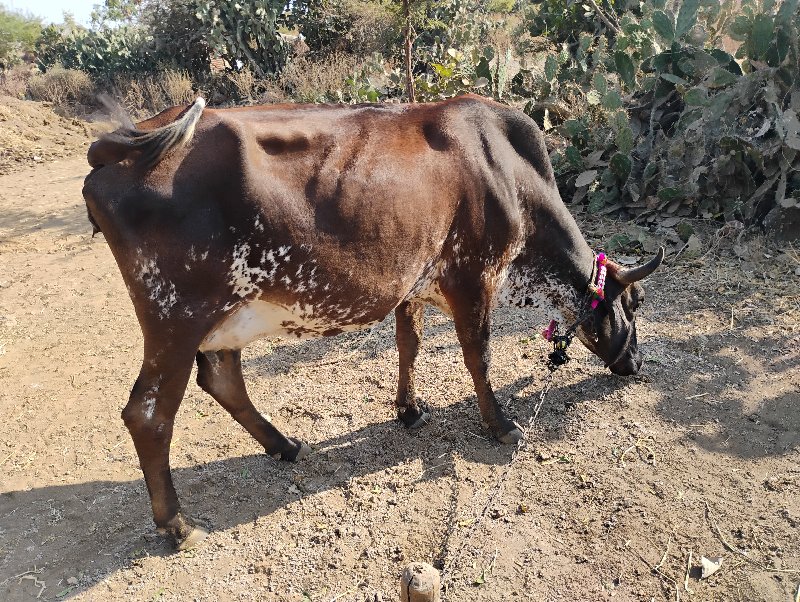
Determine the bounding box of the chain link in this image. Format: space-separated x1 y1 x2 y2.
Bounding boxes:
438 256 598 595
439 368 557 597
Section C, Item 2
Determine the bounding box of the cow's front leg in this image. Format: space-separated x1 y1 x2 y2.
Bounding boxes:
443 283 523 444
196 350 311 461
394 301 431 428
123 346 207 550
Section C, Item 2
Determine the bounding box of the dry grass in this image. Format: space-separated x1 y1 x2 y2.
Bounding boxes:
160 69 195 105
279 52 359 103
107 69 194 118
226 68 257 103
338 0 400 56
0 64 35 99
27 66 95 106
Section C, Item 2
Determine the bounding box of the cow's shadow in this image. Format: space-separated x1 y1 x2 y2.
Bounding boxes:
0 373 612 601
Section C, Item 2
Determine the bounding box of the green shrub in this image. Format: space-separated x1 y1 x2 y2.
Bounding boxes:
36 23 166 76
0 5 42 69
286 0 401 58
194 0 287 77
516 0 800 224
141 0 211 79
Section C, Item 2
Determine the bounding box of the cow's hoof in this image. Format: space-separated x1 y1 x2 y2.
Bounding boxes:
292 441 313 462
398 400 431 429
498 423 524 445
176 525 209 551
277 439 312 462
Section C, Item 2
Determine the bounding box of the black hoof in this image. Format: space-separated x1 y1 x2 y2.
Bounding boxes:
176 525 209 550
158 513 209 550
483 419 524 445
274 438 312 462
498 425 524 444
398 400 431 429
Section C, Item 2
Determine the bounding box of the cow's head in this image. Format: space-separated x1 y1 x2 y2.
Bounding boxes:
576 249 664 376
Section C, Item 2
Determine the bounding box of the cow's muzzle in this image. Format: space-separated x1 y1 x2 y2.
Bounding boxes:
608 348 643 375
605 326 642 375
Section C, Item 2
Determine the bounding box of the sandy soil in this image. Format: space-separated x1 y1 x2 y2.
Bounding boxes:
0 96 97 176
0 144 798 600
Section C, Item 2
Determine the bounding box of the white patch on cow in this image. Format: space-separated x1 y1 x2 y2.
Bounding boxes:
403 257 439 299
200 300 379 351
143 397 156 420
399 253 455 316
496 266 582 323
254 217 265 232
227 242 276 302
142 381 160 420
416 281 452 316
134 251 179 319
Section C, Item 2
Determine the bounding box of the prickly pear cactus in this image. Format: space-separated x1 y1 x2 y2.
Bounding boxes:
194 0 286 77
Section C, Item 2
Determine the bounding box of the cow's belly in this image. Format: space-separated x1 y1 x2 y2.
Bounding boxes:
199 300 382 351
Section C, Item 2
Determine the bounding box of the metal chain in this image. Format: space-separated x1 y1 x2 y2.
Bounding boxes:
439 368 557 597
439 256 599 594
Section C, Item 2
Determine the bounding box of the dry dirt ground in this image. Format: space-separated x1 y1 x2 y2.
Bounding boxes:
0 96 96 176
1 119 799 601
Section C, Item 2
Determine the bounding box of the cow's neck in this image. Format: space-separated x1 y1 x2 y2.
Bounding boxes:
499 204 595 322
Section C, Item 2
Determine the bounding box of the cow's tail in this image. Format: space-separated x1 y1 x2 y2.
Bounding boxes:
87 97 206 170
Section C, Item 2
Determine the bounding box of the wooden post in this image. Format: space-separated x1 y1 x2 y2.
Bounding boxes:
402 0 416 102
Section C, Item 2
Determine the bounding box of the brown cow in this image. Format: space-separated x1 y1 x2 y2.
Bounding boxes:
83 95 662 548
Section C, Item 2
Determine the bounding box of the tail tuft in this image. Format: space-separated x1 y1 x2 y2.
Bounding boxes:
88 97 206 170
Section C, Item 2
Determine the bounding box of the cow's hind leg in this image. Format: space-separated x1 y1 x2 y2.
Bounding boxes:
394 301 431 428
442 282 522 444
196 350 311 461
123 343 207 550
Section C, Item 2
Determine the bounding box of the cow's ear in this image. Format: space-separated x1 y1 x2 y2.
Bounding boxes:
607 248 664 285
87 137 131 168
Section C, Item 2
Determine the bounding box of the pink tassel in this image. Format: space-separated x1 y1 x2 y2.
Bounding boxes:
541 251 609 338
542 319 557 341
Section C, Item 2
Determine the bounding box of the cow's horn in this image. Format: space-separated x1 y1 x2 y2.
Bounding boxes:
611 247 665 285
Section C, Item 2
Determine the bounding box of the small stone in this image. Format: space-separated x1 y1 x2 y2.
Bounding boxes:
66 577 78 585
685 234 703 255
400 562 440 602
700 556 723 579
